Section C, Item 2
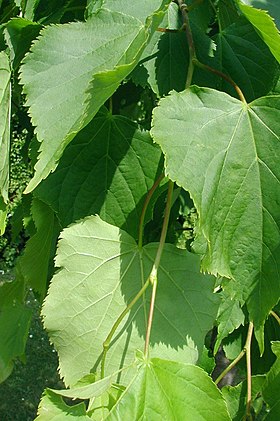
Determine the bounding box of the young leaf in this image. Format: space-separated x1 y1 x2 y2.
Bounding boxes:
35 389 91 421
107 357 231 420
35 109 163 239
151 87 280 327
20 6 165 193
237 0 280 62
0 51 11 234
42 215 219 387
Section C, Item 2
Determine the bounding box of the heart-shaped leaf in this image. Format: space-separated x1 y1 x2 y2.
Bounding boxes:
42 215 219 386
151 87 280 327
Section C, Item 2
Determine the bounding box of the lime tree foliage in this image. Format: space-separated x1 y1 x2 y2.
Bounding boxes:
0 0 280 419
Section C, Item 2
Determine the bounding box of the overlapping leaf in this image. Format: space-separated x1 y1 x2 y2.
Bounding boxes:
42 215 219 386
214 291 245 354
107 357 230 420
151 87 280 327
35 109 163 239
222 375 266 420
262 341 280 419
0 51 11 234
35 390 91 421
241 0 280 29
4 18 41 70
237 0 280 62
213 17 279 101
86 0 169 24
16 198 59 297
20 4 167 193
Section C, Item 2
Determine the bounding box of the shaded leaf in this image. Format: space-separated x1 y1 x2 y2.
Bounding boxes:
0 303 32 377
214 291 245 354
4 18 41 70
222 375 266 420
108 357 230 420
16 198 59 297
20 6 166 192
263 341 280 419
42 215 219 386
151 87 280 327
35 110 163 239
213 17 279 101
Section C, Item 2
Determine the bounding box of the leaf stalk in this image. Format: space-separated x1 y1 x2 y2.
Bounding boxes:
144 180 174 356
101 277 151 378
192 58 247 104
138 173 165 250
178 0 196 89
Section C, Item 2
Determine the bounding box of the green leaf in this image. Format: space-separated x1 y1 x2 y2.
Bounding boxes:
151 87 280 327
0 356 13 383
35 110 163 239
241 0 280 29
107 357 230 420
213 17 279 101
16 198 59 297
263 341 280 419
42 215 219 386
20 7 165 193
214 291 245 354
35 389 92 421
222 375 266 420
4 18 41 70
0 303 32 372
86 0 169 23
0 51 11 233
50 372 114 400
237 0 280 62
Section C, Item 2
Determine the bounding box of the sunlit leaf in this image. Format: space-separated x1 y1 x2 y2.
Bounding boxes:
35 389 91 421
108 357 230 420
151 87 280 327
20 6 167 192
42 215 219 386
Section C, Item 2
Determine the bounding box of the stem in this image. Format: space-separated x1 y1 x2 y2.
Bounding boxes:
109 97 113 114
193 58 247 104
270 310 280 326
214 322 253 387
101 277 151 378
215 349 245 386
144 181 174 356
178 1 196 89
245 322 254 420
138 173 165 250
